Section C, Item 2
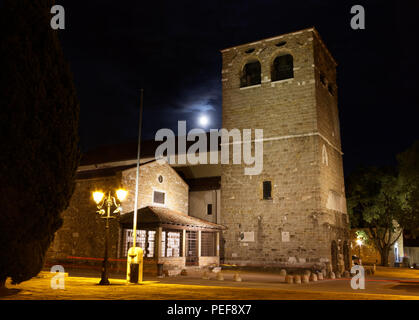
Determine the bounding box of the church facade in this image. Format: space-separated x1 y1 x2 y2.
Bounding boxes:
47 27 350 274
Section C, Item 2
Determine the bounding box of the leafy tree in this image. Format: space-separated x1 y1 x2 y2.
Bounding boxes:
397 141 419 236
0 0 79 288
346 166 406 266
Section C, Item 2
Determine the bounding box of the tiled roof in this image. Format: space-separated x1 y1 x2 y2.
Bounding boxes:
119 206 226 230
80 132 220 166
76 159 157 180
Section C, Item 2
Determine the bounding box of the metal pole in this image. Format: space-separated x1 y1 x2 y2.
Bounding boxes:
100 193 111 285
132 89 144 250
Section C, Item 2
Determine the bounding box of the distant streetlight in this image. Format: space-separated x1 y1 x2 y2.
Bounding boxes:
92 189 127 285
356 238 363 263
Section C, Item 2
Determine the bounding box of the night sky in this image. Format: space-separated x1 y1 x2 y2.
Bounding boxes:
56 0 419 175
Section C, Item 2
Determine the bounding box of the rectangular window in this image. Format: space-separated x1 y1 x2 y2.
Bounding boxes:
146 231 155 257
166 231 181 257
201 232 216 257
207 204 213 215
153 190 165 205
161 230 181 258
122 229 155 258
263 181 272 200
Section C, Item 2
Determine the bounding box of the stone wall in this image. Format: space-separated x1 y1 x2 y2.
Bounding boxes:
189 190 221 224
404 247 419 266
121 161 189 216
199 256 219 267
47 175 121 263
220 28 349 268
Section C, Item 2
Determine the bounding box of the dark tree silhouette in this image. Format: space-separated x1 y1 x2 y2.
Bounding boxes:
0 0 79 287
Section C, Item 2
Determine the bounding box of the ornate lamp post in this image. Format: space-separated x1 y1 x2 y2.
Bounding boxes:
92 189 128 285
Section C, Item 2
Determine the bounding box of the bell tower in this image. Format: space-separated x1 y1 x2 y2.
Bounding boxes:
220 28 349 271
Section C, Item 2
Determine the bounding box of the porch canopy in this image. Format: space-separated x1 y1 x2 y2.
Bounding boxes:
119 206 226 231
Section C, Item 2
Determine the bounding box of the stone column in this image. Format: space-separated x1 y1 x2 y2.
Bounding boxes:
216 232 220 257
182 229 186 257
197 230 202 258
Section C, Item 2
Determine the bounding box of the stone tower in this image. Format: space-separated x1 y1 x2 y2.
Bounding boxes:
220 28 350 271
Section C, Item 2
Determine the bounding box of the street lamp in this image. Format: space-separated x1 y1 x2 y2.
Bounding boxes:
356 238 363 264
92 189 127 285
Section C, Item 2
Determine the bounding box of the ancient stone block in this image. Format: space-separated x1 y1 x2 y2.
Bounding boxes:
216 272 224 281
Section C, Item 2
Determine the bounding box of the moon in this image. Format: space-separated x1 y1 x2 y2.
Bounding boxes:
198 115 209 127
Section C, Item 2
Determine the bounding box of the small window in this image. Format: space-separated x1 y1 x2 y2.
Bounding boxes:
240 61 261 87
263 181 272 200
207 204 213 215
271 54 294 81
158 175 163 183
328 84 335 96
153 191 165 205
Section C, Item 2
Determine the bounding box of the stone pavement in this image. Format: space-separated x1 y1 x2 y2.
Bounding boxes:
1 267 418 300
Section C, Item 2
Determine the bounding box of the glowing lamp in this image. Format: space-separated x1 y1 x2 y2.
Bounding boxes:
93 191 104 204
116 189 128 201
356 239 363 246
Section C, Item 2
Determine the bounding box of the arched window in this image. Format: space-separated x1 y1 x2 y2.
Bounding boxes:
240 61 261 87
271 54 294 81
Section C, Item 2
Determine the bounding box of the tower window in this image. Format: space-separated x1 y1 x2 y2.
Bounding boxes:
263 181 272 200
240 61 261 87
271 54 294 81
328 84 335 96
207 204 213 215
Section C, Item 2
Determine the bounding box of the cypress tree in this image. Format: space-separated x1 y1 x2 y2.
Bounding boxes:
0 0 80 286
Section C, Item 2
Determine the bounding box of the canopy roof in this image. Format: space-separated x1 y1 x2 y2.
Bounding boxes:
119 206 226 231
